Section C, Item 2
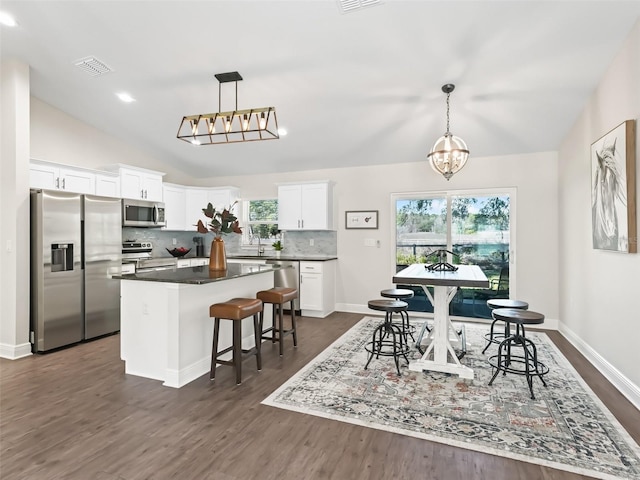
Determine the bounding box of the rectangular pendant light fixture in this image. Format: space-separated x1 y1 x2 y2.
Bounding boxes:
177 71 279 145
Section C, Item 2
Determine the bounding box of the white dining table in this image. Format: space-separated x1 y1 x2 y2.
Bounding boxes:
393 263 489 379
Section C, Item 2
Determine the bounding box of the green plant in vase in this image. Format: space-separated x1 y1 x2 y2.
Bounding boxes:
272 240 283 251
196 202 242 270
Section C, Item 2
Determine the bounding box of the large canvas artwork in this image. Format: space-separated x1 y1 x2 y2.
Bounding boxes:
591 119 637 253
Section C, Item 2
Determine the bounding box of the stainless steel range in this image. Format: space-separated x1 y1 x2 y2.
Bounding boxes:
122 241 177 272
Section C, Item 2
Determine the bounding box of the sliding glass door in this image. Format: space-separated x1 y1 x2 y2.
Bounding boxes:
394 189 513 319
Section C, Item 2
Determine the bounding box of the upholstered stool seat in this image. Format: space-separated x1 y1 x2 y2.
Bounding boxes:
482 299 529 354
364 299 411 376
209 298 263 385
487 308 548 399
256 287 298 356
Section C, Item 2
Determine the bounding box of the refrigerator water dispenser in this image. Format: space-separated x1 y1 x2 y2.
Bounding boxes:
51 243 74 272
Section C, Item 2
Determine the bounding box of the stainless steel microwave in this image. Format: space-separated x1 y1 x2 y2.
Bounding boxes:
122 199 166 227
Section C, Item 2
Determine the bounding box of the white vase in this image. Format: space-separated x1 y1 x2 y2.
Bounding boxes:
275 250 281 258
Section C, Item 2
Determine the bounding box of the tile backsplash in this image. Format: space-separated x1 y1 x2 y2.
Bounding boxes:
123 228 337 258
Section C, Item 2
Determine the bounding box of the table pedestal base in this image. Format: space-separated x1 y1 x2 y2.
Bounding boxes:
408 285 474 379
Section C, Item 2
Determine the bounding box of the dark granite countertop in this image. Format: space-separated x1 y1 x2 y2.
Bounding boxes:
228 254 337 261
114 263 280 285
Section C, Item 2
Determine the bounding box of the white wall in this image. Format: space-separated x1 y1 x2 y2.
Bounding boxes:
196 150 560 327
0 60 31 359
30 97 194 185
558 19 640 404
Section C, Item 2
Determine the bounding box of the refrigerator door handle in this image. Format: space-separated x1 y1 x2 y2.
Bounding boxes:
81 221 85 269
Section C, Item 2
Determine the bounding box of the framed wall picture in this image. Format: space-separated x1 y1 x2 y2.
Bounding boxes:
345 210 378 229
591 119 637 253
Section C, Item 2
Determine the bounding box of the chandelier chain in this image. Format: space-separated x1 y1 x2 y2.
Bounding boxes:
446 92 450 135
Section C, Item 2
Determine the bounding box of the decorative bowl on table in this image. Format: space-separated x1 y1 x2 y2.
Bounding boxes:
166 247 191 257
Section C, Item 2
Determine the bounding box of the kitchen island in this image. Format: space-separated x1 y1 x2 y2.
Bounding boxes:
114 263 278 388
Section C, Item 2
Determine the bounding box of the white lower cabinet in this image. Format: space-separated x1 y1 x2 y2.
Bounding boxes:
176 258 209 268
176 259 191 268
300 260 336 318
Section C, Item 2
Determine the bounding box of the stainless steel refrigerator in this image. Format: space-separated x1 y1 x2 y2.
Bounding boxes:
30 189 122 352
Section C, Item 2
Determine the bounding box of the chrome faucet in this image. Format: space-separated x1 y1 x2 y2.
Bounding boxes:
250 234 265 255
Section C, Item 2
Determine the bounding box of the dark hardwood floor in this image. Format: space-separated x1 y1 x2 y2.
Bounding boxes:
1 312 638 480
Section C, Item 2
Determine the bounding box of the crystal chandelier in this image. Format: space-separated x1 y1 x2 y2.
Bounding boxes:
427 84 469 180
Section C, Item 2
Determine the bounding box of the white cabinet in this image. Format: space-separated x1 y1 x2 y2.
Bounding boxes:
95 173 121 198
185 188 210 231
176 259 191 268
163 183 187 230
106 165 165 201
30 160 95 194
278 182 333 230
299 260 336 318
164 185 240 232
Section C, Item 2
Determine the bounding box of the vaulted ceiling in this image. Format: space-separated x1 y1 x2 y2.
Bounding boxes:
2 1 639 178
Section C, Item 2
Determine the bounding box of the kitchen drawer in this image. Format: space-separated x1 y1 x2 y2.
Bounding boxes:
191 258 208 266
300 261 323 274
176 259 191 268
121 263 136 275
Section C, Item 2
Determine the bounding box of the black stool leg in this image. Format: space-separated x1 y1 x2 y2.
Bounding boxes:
210 318 221 380
290 300 298 347
482 317 499 354
233 319 242 385
253 313 262 371
271 304 277 343
278 303 285 356
364 325 381 370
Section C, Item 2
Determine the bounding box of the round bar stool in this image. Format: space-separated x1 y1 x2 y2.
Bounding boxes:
380 288 416 342
256 287 298 356
209 298 263 385
487 308 549 399
364 299 411 376
482 299 529 354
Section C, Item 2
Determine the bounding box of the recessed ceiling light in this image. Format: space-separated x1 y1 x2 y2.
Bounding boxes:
277 128 288 136
116 92 135 103
0 11 17 27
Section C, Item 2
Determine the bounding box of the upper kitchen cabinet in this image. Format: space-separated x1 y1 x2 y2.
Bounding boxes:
186 186 240 229
30 159 96 195
278 182 334 230
106 164 165 201
94 172 121 198
162 183 187 230
30 159 121 197
163 184 240 231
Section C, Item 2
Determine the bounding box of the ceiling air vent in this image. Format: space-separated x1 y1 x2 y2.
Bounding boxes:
73 56 113 76
338 0 382 14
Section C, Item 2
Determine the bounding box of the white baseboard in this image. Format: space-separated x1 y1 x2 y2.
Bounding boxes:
559 322 640 411
0 342 32 360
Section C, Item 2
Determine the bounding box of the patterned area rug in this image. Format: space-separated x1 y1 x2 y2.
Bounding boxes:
262 317 640 480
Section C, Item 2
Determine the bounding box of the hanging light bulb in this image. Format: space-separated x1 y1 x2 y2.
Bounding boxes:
225 115 232 133
427 84 469 181
207 118 215 135
242 114 249 131
259 112 266 130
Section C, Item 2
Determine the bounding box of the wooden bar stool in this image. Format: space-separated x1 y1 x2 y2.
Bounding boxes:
482 298 529 354
256 287 298 356
380 288 417 342
209 298 263 385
